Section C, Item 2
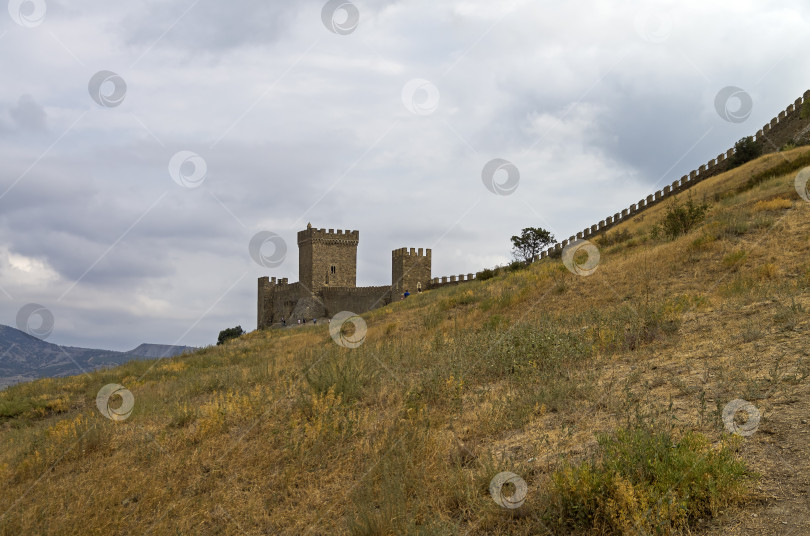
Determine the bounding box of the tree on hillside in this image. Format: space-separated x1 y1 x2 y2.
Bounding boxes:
728 136 762 169
217 325 245 345
511 227 555 262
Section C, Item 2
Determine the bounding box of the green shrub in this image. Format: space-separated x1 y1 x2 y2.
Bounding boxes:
476 267 496 281
506 259 528 272
546 425 752 535
728 136 762 169
598 229 633 247
660 196 708 239
781 141 797 152
217 325 244 345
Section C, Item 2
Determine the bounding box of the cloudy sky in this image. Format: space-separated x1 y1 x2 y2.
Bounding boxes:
1 0 808 350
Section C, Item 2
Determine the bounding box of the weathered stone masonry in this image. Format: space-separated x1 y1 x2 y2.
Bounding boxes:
257 224 433 329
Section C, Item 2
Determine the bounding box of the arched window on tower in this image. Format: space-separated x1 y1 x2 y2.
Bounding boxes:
416 282 422 292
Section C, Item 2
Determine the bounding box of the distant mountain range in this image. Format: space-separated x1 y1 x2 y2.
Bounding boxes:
0 325 196 390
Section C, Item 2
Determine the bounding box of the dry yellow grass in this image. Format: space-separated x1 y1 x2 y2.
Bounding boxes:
1 149 810 535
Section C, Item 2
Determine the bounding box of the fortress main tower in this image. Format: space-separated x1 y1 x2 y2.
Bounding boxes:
297 223 359 292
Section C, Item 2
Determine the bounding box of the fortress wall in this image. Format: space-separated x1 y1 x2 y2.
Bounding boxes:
258 280 311 328
321 286 392 315
428 273 476 290
537 90 810 259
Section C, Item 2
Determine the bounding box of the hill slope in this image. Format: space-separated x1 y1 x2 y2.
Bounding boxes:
1 149 810 534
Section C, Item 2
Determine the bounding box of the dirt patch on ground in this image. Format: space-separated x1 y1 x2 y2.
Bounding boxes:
702 382 810 536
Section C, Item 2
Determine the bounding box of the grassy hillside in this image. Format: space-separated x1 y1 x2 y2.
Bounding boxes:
2 149 810 535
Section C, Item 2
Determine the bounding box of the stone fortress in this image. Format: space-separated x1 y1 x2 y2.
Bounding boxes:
258 89 810 328
257 223 440 328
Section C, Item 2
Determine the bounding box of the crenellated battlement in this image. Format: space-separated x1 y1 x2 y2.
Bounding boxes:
428 273 476 289
392 247 432 258
297 223 359 245
531 88 810 261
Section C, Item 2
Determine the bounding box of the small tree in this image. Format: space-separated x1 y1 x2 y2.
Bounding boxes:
511 227 555 262
728 136 762 169
217 325 245 345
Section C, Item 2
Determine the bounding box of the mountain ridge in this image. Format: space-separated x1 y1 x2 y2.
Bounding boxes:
0 324 196 389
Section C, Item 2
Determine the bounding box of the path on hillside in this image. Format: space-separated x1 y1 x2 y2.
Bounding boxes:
703 382 810 536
